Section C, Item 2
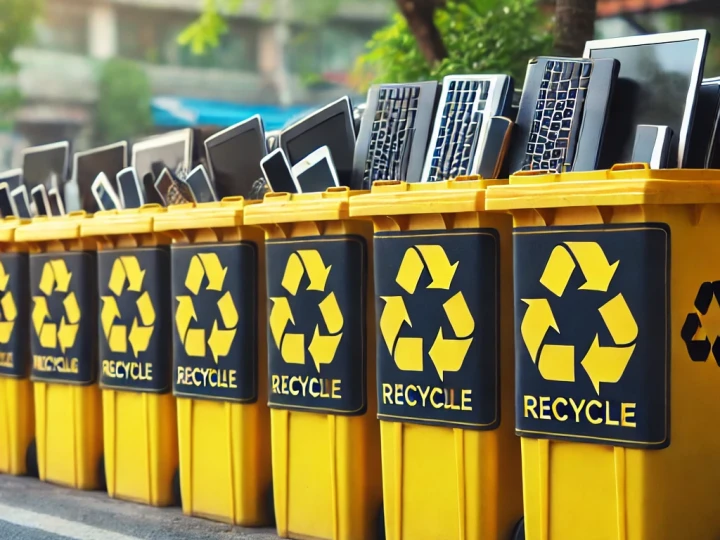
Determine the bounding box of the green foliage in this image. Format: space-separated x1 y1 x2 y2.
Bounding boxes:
0 0 42 119
355 0 553 90
95 59 153 144
179 0 342 55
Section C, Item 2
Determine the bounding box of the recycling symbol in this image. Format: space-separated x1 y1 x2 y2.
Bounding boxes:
175 252 238 362
31 259 80 353
378 245 474 381
520 241 638 395
269 249 343 371
100 256 155 357
681 281 720 364
0 263 16 345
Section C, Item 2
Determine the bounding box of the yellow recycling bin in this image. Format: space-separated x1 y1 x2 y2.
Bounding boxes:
244 188 382 540
0 217 35 476
153 198 272 525
485 163 720 539
349 178 522 540
15 212 103 489
80 206 177 506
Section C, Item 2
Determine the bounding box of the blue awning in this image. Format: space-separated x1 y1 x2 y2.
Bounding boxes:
151 96 315 131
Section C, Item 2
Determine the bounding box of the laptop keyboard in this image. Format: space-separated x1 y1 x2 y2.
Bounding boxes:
363 85 420 186
522 59 591 173
426 79 490 182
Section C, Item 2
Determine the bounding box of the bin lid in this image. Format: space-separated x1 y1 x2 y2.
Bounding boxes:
485 163 720 211
15 211 92 242
152 197 257 233
244 186 368 226
349 177 505 218
80 205 166 237
0 216 30 243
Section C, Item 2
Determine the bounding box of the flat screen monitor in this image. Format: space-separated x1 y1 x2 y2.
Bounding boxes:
73 142 128 213
132 129 193 187
204 115 266 199
584 30 709 168
22 141 70 191
280 97 356 188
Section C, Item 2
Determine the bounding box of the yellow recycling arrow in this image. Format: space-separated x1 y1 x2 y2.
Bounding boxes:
40 323 57 349
51 260 72 293
175 296 196 341
208 320 235 364
0 322 13 344
185 256 205 295
428 328 472 381
128 317 153 357
379 296 411 353
0 263 9 291
137 291 155 326
101 296 121 338
58 317 78 353
39 263 55 296
539 245 576 297
121 256 145 292
281 253 304 296
443 291 474 338
108 259 127 297
581 336 635 394
298 250 331 291
32 296 49 335
2 291 16 322
63 292 80 324
217 290 239 328
395 248 424 295
269 297 294 349
564 242 619 292
416 245 459 290
308 326 342 372
520 298 559 362
599 292 638 345
199 253 227 291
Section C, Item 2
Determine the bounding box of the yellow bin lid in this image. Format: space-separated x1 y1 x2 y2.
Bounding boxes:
80 205 166 238
485 163 720 211
153 197 257 233
0 217 31 243
244 187 368 226
349 177 506 218
15 211 93 243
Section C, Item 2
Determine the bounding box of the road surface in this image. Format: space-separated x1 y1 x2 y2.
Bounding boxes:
0 474 279 539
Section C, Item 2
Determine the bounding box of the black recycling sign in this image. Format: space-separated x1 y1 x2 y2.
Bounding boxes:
98 247 171 392
0 252 29 378
682 281 720 364
30 251 97 385
172 242 257 402
266 235 366 415
514 223 670 449
374 229 499 430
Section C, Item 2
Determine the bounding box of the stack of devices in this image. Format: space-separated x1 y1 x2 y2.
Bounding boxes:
506 29 710 172
0 141 70 219
261 97 356 194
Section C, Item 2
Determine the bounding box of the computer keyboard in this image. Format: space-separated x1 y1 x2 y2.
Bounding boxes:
363 85 420 185
425 79 490 182
522 59 591 172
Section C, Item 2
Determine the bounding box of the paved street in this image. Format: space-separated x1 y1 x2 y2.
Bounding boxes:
0 475 279 539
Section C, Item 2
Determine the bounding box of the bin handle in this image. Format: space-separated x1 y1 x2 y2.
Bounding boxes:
326 186 349 194
453 174 483 182
67 210 87 218
610 163 650 172
263 192 291 202
139 203 163 212
511 170 553 178
220 196 245 204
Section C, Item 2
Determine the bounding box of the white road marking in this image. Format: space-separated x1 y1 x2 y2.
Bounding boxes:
0 502 142 540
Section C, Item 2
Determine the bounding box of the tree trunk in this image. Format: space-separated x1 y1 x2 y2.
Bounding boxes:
396 0 448 65
553 0 598 57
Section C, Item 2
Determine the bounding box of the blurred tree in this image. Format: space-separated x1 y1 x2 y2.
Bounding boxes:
0 0 43 123
554 0 597 56
354 0 552 89
95 59 153 144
